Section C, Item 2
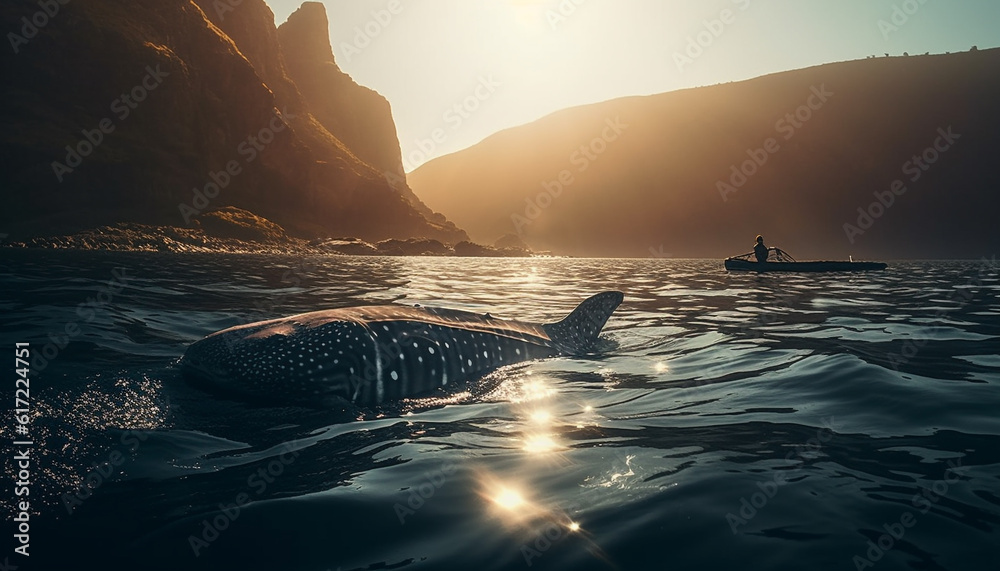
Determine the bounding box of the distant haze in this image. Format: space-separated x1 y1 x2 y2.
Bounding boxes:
265 0 1000 170
408 50 1000 259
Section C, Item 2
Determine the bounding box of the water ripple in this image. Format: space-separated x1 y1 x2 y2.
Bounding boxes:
1 251 997 570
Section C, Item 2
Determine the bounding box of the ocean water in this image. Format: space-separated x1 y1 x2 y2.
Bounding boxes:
2 250 999 571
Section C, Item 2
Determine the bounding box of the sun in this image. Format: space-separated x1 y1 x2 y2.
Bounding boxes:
505 0 550 36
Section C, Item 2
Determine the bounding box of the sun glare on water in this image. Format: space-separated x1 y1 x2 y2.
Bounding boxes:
530 409 553 424
494 487 526 510
523 434 561 453
520 378 556 402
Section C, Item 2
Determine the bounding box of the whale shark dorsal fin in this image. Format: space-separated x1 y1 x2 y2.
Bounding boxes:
543 291 624 353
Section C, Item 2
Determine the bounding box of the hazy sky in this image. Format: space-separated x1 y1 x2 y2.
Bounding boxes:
263 0 1000 172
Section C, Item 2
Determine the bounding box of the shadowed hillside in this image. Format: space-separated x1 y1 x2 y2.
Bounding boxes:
0 0 466 243
409 49 1000 259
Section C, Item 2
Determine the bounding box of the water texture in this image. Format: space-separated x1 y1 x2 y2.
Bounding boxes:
1 251 998 571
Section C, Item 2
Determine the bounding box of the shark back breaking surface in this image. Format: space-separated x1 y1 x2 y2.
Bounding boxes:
181 291 624 407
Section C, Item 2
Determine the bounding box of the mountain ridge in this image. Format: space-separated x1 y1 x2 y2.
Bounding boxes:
0 0 466 244
409 49 1000 259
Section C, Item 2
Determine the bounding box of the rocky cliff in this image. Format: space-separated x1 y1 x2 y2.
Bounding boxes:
276 2 444 222
0 0 466 243
409 49 1000 259
277 2 400 176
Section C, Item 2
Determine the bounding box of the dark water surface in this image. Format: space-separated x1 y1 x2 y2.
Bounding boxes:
2 250 999 571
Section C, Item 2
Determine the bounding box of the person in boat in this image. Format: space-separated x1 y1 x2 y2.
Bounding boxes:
753 235 772 262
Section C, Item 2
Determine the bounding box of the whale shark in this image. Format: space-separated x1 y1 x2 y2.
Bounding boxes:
181 291 624 407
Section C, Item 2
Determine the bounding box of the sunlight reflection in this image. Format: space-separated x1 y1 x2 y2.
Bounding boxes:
517 378 556 402
476 473 605 561
529 409 552 424
571 403 599 429
522 266 542 284
479 475 540 525
596 367 621 391
494 488 526 510
653 361 668 373
523 434 562 453
600 454 636 488
480 474 557 528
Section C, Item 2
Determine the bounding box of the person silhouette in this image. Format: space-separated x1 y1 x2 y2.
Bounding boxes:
753 235 771 263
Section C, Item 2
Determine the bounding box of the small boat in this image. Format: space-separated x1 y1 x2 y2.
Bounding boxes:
724 249 887 273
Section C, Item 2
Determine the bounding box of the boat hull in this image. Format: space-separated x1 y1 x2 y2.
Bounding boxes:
724 259 887 273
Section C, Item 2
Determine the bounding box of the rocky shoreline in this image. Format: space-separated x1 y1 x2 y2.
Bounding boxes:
3 208 534 257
